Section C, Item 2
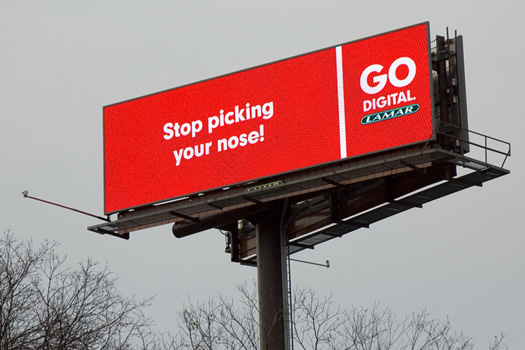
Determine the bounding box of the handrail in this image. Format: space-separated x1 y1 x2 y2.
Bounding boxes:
437 121 511 168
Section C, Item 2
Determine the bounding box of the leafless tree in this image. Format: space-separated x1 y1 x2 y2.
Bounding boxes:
172 283 507 350
174 283 260 350
291 286 340 349
489 333 507 350
0 230 153 350
336 305 474 350
1 230 507 350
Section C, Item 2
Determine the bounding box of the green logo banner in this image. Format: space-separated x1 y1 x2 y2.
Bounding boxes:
361 104 420 125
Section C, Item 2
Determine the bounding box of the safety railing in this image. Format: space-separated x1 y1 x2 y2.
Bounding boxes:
436 121 511 168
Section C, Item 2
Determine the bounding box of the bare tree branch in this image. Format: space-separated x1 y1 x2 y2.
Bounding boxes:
1 230 507 350
0 230 154 350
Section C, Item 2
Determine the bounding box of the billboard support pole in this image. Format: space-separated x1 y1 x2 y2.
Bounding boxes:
255 202 290 350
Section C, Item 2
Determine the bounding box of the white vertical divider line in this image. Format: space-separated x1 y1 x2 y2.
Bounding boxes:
335 46 347 159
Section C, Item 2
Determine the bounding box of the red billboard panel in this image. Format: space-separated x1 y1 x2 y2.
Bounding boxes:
104 23 433 214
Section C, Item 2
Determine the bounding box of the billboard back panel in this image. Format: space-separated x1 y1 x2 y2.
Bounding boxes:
104 23 432 214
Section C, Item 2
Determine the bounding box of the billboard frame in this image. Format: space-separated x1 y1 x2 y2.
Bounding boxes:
103 22 435 215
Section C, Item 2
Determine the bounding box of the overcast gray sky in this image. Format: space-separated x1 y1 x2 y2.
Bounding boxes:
1 1 523 348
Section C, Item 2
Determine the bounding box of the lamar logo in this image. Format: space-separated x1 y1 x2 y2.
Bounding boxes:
245 180 284 193
361 104 419 125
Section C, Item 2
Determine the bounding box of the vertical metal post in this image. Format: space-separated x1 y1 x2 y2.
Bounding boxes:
256 205 290 350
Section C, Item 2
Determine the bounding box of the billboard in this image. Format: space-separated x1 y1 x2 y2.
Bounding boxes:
104 22 433 214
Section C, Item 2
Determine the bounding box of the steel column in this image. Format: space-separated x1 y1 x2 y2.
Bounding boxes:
255 206 289 350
